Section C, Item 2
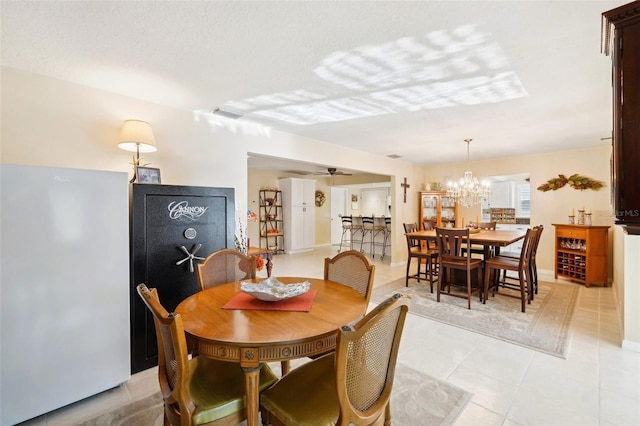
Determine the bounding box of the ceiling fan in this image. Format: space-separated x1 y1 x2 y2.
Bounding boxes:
315 167 352 176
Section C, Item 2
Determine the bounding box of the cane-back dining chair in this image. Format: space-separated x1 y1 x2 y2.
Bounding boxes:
325 249 376 308
196 248 256 291
435 227 484 309
136 284 278 426
260 293 411 426
281 250 376 376
482 226 541 312
404 222 439 290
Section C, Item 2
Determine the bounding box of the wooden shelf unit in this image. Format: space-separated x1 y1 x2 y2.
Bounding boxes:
490 208 516 223
259 189 284 253
553 224 610 287
419 191 458 228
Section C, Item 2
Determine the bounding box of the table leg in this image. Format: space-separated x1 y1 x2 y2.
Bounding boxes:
242 365 262 426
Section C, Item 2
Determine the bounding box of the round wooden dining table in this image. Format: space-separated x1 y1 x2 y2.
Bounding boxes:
174 276 367 426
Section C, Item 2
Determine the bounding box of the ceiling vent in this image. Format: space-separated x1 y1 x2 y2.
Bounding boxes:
212 108 243 120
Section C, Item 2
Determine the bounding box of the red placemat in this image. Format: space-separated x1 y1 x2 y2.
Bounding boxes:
222 290 316 312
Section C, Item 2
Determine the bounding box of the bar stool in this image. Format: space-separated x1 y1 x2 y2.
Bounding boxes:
338 215 354 252
350 216 365 253
360 216 375 255
371 215 387 259
381 216 392 260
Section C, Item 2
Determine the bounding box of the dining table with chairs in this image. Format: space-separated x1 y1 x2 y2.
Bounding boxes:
404 226 528 309
174 276 368 426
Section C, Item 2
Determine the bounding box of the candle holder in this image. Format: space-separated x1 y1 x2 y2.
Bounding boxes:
585 213 592 226
577 209 585 225
568 215 575 224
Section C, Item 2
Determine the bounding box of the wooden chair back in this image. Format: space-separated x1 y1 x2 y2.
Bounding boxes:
403 222 420 249
403 222 438 289
435 227 472 263
435 227 483 309
477 221 497 230
483 227 540 312
422 219 436 230
196 248 256 291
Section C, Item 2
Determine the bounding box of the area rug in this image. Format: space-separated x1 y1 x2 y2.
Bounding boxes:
77 363 471 426
372 278 579 358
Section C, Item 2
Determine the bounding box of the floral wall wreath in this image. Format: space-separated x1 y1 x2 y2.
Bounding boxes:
537 174 604 191
315 190 326 207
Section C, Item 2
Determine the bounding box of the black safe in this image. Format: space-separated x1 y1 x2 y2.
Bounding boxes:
130 183 235 373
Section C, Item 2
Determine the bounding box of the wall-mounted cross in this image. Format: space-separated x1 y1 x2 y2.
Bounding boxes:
401 178 410 203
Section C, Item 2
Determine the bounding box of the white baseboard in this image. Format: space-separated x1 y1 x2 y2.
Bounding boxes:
622 339 640 353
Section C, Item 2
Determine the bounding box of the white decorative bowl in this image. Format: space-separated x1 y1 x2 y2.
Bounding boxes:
241 277 311 302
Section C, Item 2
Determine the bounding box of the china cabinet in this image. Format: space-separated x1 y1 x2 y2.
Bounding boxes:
279 178 316 254
602 2 640 232
259 189 284 254
553 224 610 287
419 191 458 228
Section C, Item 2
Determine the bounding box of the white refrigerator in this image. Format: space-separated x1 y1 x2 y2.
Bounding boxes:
0 164 131 425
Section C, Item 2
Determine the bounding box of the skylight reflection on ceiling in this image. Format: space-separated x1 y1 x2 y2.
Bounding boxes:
220 25 527 126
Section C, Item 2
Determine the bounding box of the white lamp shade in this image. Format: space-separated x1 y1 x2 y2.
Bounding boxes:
117 120 157 153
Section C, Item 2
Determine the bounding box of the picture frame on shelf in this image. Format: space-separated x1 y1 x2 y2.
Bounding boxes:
136 166 161 184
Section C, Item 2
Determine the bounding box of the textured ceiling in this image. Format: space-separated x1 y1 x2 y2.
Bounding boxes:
1 1 624 174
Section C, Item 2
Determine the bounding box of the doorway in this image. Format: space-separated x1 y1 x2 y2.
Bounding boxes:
330 187 348 245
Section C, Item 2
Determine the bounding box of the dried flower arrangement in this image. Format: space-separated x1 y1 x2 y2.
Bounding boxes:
537 174 604 192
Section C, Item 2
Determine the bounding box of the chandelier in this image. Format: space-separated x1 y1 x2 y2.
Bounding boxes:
446 139 490 207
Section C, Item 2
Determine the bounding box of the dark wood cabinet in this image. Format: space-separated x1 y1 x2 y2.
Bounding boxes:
602 1 640 232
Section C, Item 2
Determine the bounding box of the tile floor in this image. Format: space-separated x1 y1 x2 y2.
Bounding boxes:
19 245 640 425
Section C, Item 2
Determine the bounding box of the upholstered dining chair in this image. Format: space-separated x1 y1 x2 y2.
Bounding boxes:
404 222 439 290
482 227 540 312
196 248 256 291
136 284 278 426
260 293 411 426
435 227 484 309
